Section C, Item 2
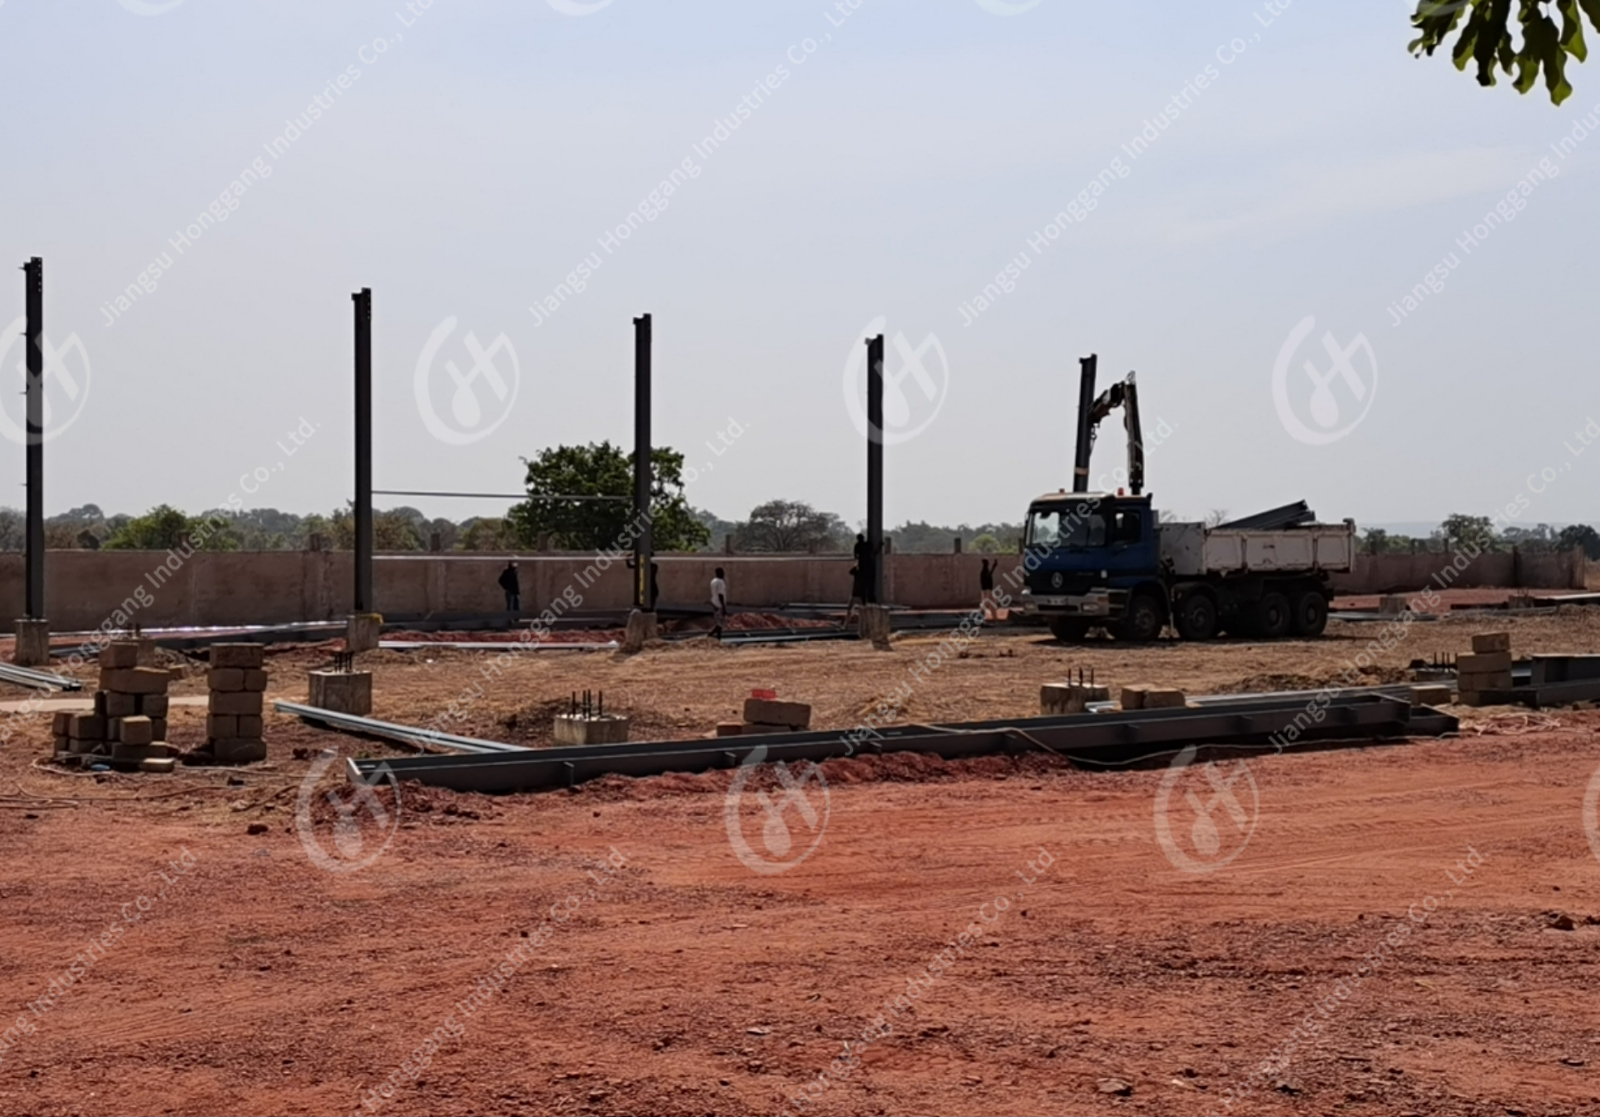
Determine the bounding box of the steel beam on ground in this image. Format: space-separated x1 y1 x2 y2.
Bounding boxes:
274 701 529 754
0 661 82 692
343 694 1449 794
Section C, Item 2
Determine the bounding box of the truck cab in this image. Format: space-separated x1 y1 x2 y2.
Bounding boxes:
1019 491 1166 641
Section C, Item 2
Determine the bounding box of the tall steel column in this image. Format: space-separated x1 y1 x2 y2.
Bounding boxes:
865 333 884 604
632 313 653 610
1072 353 1097 493
353 288 373 614
23 258 43 619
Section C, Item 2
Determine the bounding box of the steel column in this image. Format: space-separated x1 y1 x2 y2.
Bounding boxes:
632 313 652 610
1072 352 1097 493
353 288 373 613
22 258 43 619
865 333 884 603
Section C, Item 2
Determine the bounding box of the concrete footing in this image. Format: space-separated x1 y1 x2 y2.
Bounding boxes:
346 613 382 653
858 605 892 651
1040 682 1112 715
309 670 374 716
13 619 49 667
553 713 630 746
622 610 659 653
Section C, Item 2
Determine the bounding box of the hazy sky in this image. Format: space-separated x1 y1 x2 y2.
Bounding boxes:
3 0 1597 533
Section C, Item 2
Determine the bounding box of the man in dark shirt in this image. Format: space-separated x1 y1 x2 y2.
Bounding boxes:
498 561 521 614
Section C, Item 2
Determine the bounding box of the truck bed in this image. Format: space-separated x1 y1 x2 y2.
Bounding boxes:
1159 521 1355 578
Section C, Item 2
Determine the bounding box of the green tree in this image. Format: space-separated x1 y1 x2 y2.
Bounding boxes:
507 441 708 552
460 517 514 551
1410 0 1600 104
1434 512 1500 553
970 532 1004 554
1559 522 1600 557
104 504 238 551
735 500 849 552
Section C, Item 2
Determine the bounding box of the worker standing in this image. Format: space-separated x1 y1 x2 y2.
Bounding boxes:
498 560 521 614
979 558 996 620
852 533 876 604
710 567 728 639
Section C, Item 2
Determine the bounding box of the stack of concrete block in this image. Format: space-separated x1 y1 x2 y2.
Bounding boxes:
1041 681 1111 715
50 642 174 772
716 695 812 737
1457 632 1513 706
1119 684 1187 710
202 644 268 763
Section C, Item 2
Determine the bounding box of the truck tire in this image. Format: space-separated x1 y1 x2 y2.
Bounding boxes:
1175 593 1218 641
1291 590 1329 637
1048 617 1089 642
1117 594 1165 643
1255 591 1292 638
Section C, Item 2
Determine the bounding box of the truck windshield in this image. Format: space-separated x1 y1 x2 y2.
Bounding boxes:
1028 506 1106 549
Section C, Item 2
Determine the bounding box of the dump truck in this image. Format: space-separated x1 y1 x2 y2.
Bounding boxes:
1018 354 1356 642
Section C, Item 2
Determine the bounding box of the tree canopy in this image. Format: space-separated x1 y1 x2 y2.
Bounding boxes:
1411 0 1600 103
733 500 850 553
506 441 708 552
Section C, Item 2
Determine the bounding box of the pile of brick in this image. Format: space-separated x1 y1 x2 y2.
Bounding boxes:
194 643 268 764
1457 632 1513 706
51 642 174 772
716 692 812 737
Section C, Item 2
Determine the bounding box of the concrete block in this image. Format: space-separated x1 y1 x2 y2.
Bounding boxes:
68 713 105 740
622 610 659 653
1041 683 1112 716
111 741 167 760
207 714 239 739
99 642 139 669
118 716 154 746
858 605 892 651
1378 595 1409 616
93 691 108 718
553 713 630 746
1471 632 1511 654
715 722 745 737
51 711 72 735
139 757 176 774
211 643 266 669
208 668 245 692
210 691 263 716
237 715 262 737
104 691 137 717
308 670 372 717
1458 670 1513 691
1411 684 1454 706
99 667 169 695
1142 688 1188 709
346 614 382 654
138 694 168 718
53 733 69 752
1458 651 1511 674
241 669 268 693
150 717 167 740
212 738 266 764
1119 685 1148 710
742 697 811 729
13 619 50 667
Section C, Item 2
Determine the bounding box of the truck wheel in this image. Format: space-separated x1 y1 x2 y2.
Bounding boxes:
1048 617 1089 642
1291 590 1329 637
1117 594 1165 643
1255 591 1292 638
1175 594 1218 641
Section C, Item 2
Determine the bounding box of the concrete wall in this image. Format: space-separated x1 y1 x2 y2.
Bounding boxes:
1329 548 1586 595
0 545 1580 631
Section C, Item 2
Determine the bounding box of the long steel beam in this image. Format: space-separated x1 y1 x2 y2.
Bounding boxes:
275 701 528 754
0 661 82 692
340 694 1450 794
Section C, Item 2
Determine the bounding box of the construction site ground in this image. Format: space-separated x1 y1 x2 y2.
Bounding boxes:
2 606 1600 1116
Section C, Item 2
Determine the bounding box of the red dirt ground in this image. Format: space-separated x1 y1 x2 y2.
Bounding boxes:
1 614 1599 1115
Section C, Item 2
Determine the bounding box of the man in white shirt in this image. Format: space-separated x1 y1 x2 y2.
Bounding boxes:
710 567 728 639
